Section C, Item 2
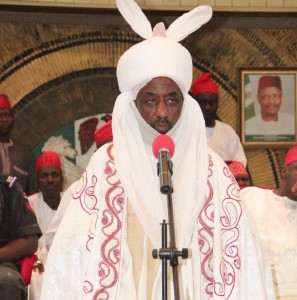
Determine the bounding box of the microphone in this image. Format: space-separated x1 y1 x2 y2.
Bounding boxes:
152 135 175 195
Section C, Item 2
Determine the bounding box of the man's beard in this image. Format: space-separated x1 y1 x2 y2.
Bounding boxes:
204 115 216 127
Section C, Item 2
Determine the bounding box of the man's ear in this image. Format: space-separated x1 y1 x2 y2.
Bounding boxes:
281 165 289 178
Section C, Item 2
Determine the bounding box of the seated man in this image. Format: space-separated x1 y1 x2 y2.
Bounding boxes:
0 94 38 196
0 175 41 300
45 120 113 251
28 151 63 300
227 161 251 189
241 146 297 299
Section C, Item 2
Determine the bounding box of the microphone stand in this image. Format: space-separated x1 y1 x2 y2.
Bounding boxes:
152 157 188 300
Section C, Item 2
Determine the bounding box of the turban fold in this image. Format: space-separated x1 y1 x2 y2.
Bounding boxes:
258 76 282 92
0 94 11 109
94 120 113 148
191 73 218 96
285 146 297 166
36 151 62 172
227 161 248 176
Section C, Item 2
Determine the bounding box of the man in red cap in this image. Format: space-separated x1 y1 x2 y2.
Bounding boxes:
44 121 113 252
241 145 297 298
191 73 247 167
27 151 63 300
227 161 251 189
0 94 38 196
245 75 295 135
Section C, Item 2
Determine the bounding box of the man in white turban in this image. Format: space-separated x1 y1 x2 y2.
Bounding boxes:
41 0 274 299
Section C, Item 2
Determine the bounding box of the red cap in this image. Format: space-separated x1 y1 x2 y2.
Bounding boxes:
228 161 248 176
36 151 62 172
191 73 218 96
0 94 11 109
94 120 113 149
258 76 281 92
285 146 297 166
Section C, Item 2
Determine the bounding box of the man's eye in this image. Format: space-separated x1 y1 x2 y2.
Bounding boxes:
146 98 156 104
51 172 61 178
168 97 181 105
167 97 177 103
0 112 12 117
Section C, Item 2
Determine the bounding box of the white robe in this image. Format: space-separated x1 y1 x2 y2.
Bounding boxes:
28 192 59 300
206 121 247 166
245 112 295 136
241 187 297 299
45 182 76 251
41 145 274 300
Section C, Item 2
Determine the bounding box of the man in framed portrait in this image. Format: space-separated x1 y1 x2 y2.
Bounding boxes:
245 75 295 136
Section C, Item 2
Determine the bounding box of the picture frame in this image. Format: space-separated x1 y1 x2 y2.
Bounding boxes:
239 68 297 148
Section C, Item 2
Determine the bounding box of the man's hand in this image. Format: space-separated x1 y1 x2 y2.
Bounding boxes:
33 260 44 274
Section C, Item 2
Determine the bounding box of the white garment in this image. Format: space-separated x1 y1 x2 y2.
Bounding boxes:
241 187 297 299
41 1 273 298
45 181 77 251
245 112 295 135
206 121 247 166
41 144 274 300
113 0 212 254
28 192 59 300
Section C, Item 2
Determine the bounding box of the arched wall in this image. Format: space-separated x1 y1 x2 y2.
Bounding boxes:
0 12 296 188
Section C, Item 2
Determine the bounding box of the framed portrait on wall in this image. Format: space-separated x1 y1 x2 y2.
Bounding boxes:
239 68 297 148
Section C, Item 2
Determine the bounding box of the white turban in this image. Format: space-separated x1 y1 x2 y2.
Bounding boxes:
116 0 212 95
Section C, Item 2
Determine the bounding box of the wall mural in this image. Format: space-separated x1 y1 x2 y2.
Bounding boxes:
33 112 112 190
0 14 296 188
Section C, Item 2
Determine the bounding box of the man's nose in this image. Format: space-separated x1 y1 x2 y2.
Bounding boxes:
47 174 55 182
0 115 9 122
267 96 277 104
156 101 168 117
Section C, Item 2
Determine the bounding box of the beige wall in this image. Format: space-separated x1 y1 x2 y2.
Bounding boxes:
1 0 297 12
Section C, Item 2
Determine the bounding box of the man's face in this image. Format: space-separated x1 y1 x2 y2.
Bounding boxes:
134 77 184 134
235 174 251 189
37 165 63 199
257 87 282 119
193 92 218 127
0 108 13 135
283 161 297 201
